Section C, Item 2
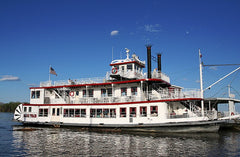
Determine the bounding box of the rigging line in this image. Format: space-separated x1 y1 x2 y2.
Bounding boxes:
230 87 240 98
203 64 240 67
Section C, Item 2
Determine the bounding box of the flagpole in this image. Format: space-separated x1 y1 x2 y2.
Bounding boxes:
199 49 204 117
49 65 51 86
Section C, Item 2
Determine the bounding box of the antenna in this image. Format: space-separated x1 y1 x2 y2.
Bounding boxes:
125 48 130 59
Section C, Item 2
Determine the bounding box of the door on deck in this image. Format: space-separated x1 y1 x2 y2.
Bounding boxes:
50 107 61 123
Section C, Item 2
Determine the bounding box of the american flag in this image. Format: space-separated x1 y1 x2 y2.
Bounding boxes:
50 67 57 76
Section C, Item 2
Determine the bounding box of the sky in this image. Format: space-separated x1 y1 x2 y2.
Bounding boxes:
1 0 240 103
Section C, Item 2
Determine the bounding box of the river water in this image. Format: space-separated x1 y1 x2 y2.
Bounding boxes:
0 112 240 157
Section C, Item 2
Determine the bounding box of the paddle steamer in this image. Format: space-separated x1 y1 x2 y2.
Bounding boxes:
14 46 222 132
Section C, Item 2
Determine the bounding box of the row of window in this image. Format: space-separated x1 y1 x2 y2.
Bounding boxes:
71 87 137 97
36 106 158 118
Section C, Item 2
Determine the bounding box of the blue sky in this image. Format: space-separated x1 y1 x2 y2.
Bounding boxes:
1 0 240 103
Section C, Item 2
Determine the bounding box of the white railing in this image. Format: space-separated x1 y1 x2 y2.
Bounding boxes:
152 88 201 100
40 77 106 87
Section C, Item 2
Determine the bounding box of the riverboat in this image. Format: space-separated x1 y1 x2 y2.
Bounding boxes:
13 46 222 133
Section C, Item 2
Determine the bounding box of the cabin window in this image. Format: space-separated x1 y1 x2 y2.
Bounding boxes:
76 91 79 96
107 88 112 97
29 107 32 112
75 109 80 117
52 108 56 116
39 109 48 117
31 90 40 99
127 64 132 70
131 87 137 96
121 66 124 71
101 89 107 97
90 109 96 117
140 106 147 117
83 90 86 97
57 108 60 116
103 109 109 118
83 89 94 97
24 107 27 112
97 109 102 118
130 107 136 117
64 109 69 117
89 89 94 97
110 109 116 118
81 109 86 117
150 106 158 116
121 87 127 96
69 109 74 117
120 108 126 117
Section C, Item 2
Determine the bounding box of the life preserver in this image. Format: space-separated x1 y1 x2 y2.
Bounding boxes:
231 112 234 116
112 67 118 74
69 91 74 97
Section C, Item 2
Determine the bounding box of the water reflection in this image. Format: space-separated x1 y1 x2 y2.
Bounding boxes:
12 126 240 157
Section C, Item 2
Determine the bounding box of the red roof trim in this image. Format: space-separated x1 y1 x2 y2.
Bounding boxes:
23 98 202 106
110 61 145 67
30 78 170 89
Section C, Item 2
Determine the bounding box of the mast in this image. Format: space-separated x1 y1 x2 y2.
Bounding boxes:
199 49 204 117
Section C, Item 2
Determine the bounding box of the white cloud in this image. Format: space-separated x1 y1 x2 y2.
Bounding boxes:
0 75 20 81
110 30 119 36
144 24 161 33
209 66 218 71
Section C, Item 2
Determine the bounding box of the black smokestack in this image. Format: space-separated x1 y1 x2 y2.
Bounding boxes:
147 45 152 79
157 53 161 72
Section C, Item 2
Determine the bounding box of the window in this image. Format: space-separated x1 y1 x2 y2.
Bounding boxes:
29 107 32 112
127 64 132 70
121 66 124 71
90 109 96 118
121 88 127 96
131 87 137 96
151 106 158 116
101 89 107 97
44 109 48 117
83 90 86 97
39 109 48 117
36 91 40 98
110 109 116 118
69 109 74 117
97 109 102 118
81 109 86 117
52 108 56 116
140 106 147 117
130 107 136 117
75 109 80 117
120 108 126 117
76 91 79 96
39 109 43 117
57 108 60 116
107 88 112 97
31 90 40 99
88 89 94 97
64 109 69 117
83 89 94 97
103 109 109 118
24 107 27 112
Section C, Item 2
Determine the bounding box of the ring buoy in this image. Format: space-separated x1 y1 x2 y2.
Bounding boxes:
69 91 74 97
112 67 118 74
231 112 234 116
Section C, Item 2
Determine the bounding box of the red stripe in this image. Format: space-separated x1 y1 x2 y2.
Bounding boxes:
23 98 202 106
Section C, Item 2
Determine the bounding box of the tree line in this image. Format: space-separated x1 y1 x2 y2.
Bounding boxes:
0 102 28 113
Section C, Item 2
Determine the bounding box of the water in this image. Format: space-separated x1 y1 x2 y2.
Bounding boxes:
0 113 240 157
